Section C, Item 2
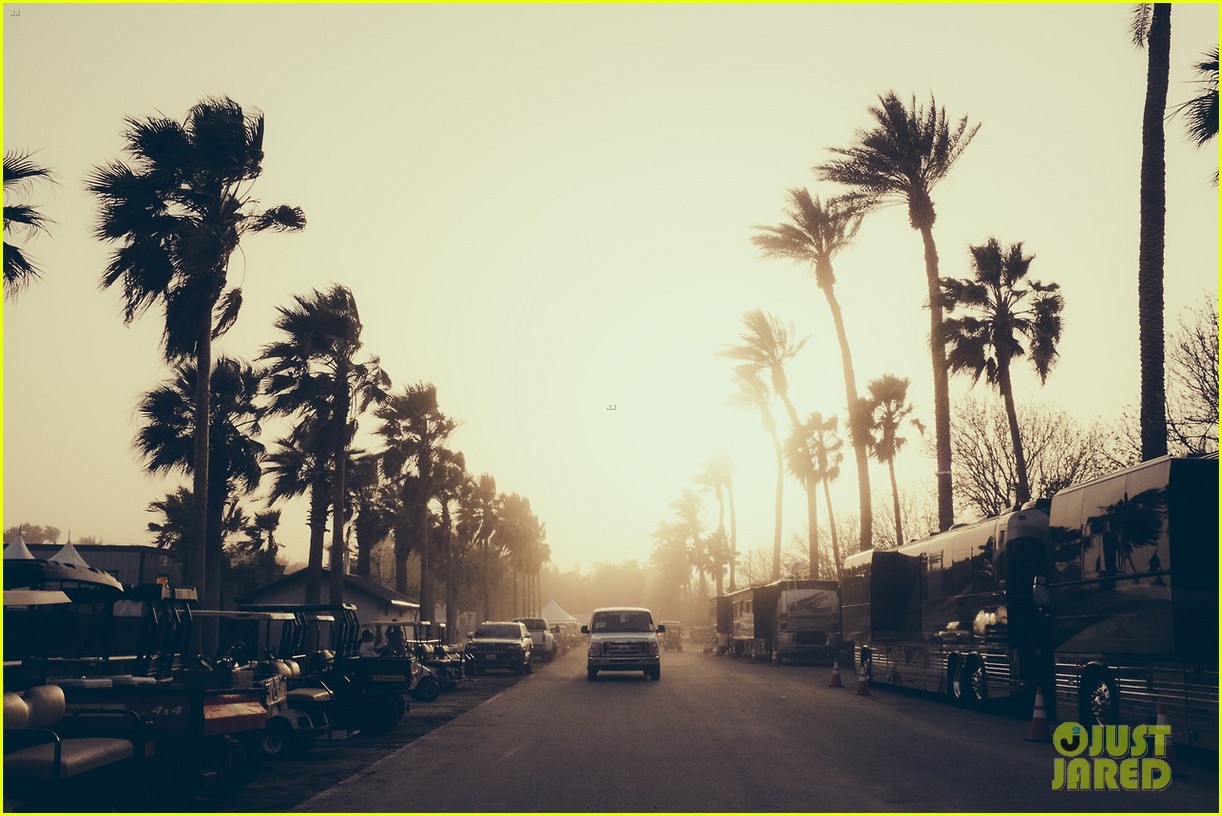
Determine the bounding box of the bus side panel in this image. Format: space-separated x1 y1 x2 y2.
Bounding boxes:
1168 457 1219 662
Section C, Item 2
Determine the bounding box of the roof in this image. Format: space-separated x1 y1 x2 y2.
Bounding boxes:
234 568 418 606
539 599 578 623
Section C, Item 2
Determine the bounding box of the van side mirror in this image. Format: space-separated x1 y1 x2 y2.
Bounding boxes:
580 625 589 634
656 624 666 633
1032 576 1051 611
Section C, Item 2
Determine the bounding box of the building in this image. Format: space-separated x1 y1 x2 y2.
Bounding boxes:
25 542 183 588
235 568 420 630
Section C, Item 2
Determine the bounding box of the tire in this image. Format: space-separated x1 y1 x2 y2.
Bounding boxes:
649 666 661 681
1080 669 1119 727
959 657 987 707
514 658 525 676
525 657 533 675
411 676 442 703
260 720 293 759
358 689 405 734
947 656 965 705
587 667 598 681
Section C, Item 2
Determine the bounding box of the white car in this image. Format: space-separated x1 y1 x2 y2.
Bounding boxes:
513 617 559 662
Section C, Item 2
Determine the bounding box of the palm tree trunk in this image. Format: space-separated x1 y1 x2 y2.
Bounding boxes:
770 432 784 581
306 479 329 603
887 457 903 548
1139 3 1171 461
727 480 738 591
329 384 350 604
819 281 873 551
998 363 1031 504
805 480 820 579
189 325 211 654
776 387 819 565
820 479 842 582
920 224 955 531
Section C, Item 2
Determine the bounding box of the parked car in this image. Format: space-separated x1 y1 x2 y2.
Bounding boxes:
582 607 663 681
660 620 683 651
513 617 559 662
465 621 534 675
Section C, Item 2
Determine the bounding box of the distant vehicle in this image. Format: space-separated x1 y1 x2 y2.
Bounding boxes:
513 617 559 661
712 580 842 663
582 607 662 681
660 620 683 651
465 621 534 675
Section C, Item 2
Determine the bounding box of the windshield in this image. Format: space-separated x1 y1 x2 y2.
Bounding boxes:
474 624 522 639
591 611 655 633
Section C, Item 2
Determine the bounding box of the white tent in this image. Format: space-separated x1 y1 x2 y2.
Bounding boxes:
51 542 91 570
539 599 578 624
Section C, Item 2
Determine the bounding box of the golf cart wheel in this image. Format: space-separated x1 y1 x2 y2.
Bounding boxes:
411 676 442 703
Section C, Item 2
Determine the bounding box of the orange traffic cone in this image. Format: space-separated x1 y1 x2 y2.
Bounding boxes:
829 659 843 688
1025 686 1051 742
1156 703 1180 775
855 661 871 696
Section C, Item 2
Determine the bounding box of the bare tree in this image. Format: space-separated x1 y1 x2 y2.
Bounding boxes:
1166 297 1219 453
948 397 1111 518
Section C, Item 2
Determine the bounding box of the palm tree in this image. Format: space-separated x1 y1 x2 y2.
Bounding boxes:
496 493 546 616
752 189 874 552
135 356 264 619
696 454 737 590
817 91 980 532
1173 45 1219 184
729 365 784 580
1131 4 1172 460
863 375 925 547
90 97 305 612
941 238 1064 505
4 150 54 298
262 284 389 603
460 473 499 621
263 420 331 602
721 310 819 569
347 455 394 579
790 413 845 581
432 448 469 638
651 520 693 614
376 382 457 615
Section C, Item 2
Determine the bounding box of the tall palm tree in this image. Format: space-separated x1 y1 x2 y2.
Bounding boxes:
729 365 784 581
90 97 305 611
460 473 499 621
135 356 264 618
864 375 925 548
752 188 874 551
496 493 546 616
789 413 845 581
376 382 456 616
1173 45 1219 184
1131 4 1172 460
721 310 818 568
432 448 469 638
262 284 389 603
817 91 980 532
4 150 54 298
651 520 693 614
263 420 331 602
696 454 737 590
347 455 394 579
941 238 1064 505
670 490 708 603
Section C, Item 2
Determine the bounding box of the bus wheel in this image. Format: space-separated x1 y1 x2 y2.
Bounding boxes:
947 656 965 704
1080 669 1119 727
962 658 987 706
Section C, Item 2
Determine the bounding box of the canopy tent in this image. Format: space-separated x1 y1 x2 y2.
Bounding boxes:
539 599 578 624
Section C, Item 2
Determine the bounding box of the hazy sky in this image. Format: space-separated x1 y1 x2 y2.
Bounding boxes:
2 3 1218 575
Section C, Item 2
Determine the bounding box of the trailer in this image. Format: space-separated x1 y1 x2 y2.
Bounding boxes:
712 579 842 663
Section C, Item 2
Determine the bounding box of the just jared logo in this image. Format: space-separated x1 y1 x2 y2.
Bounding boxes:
1051 722 1173 791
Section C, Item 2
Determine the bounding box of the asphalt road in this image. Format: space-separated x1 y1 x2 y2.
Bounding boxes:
294 647 1219 813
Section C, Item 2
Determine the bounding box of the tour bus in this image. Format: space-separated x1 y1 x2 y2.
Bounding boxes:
712 579 843 663
1042 453 1217 749
842 453 1217 749
841 501 1053 706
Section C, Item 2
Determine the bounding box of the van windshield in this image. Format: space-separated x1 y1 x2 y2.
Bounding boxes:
591 611 654 633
